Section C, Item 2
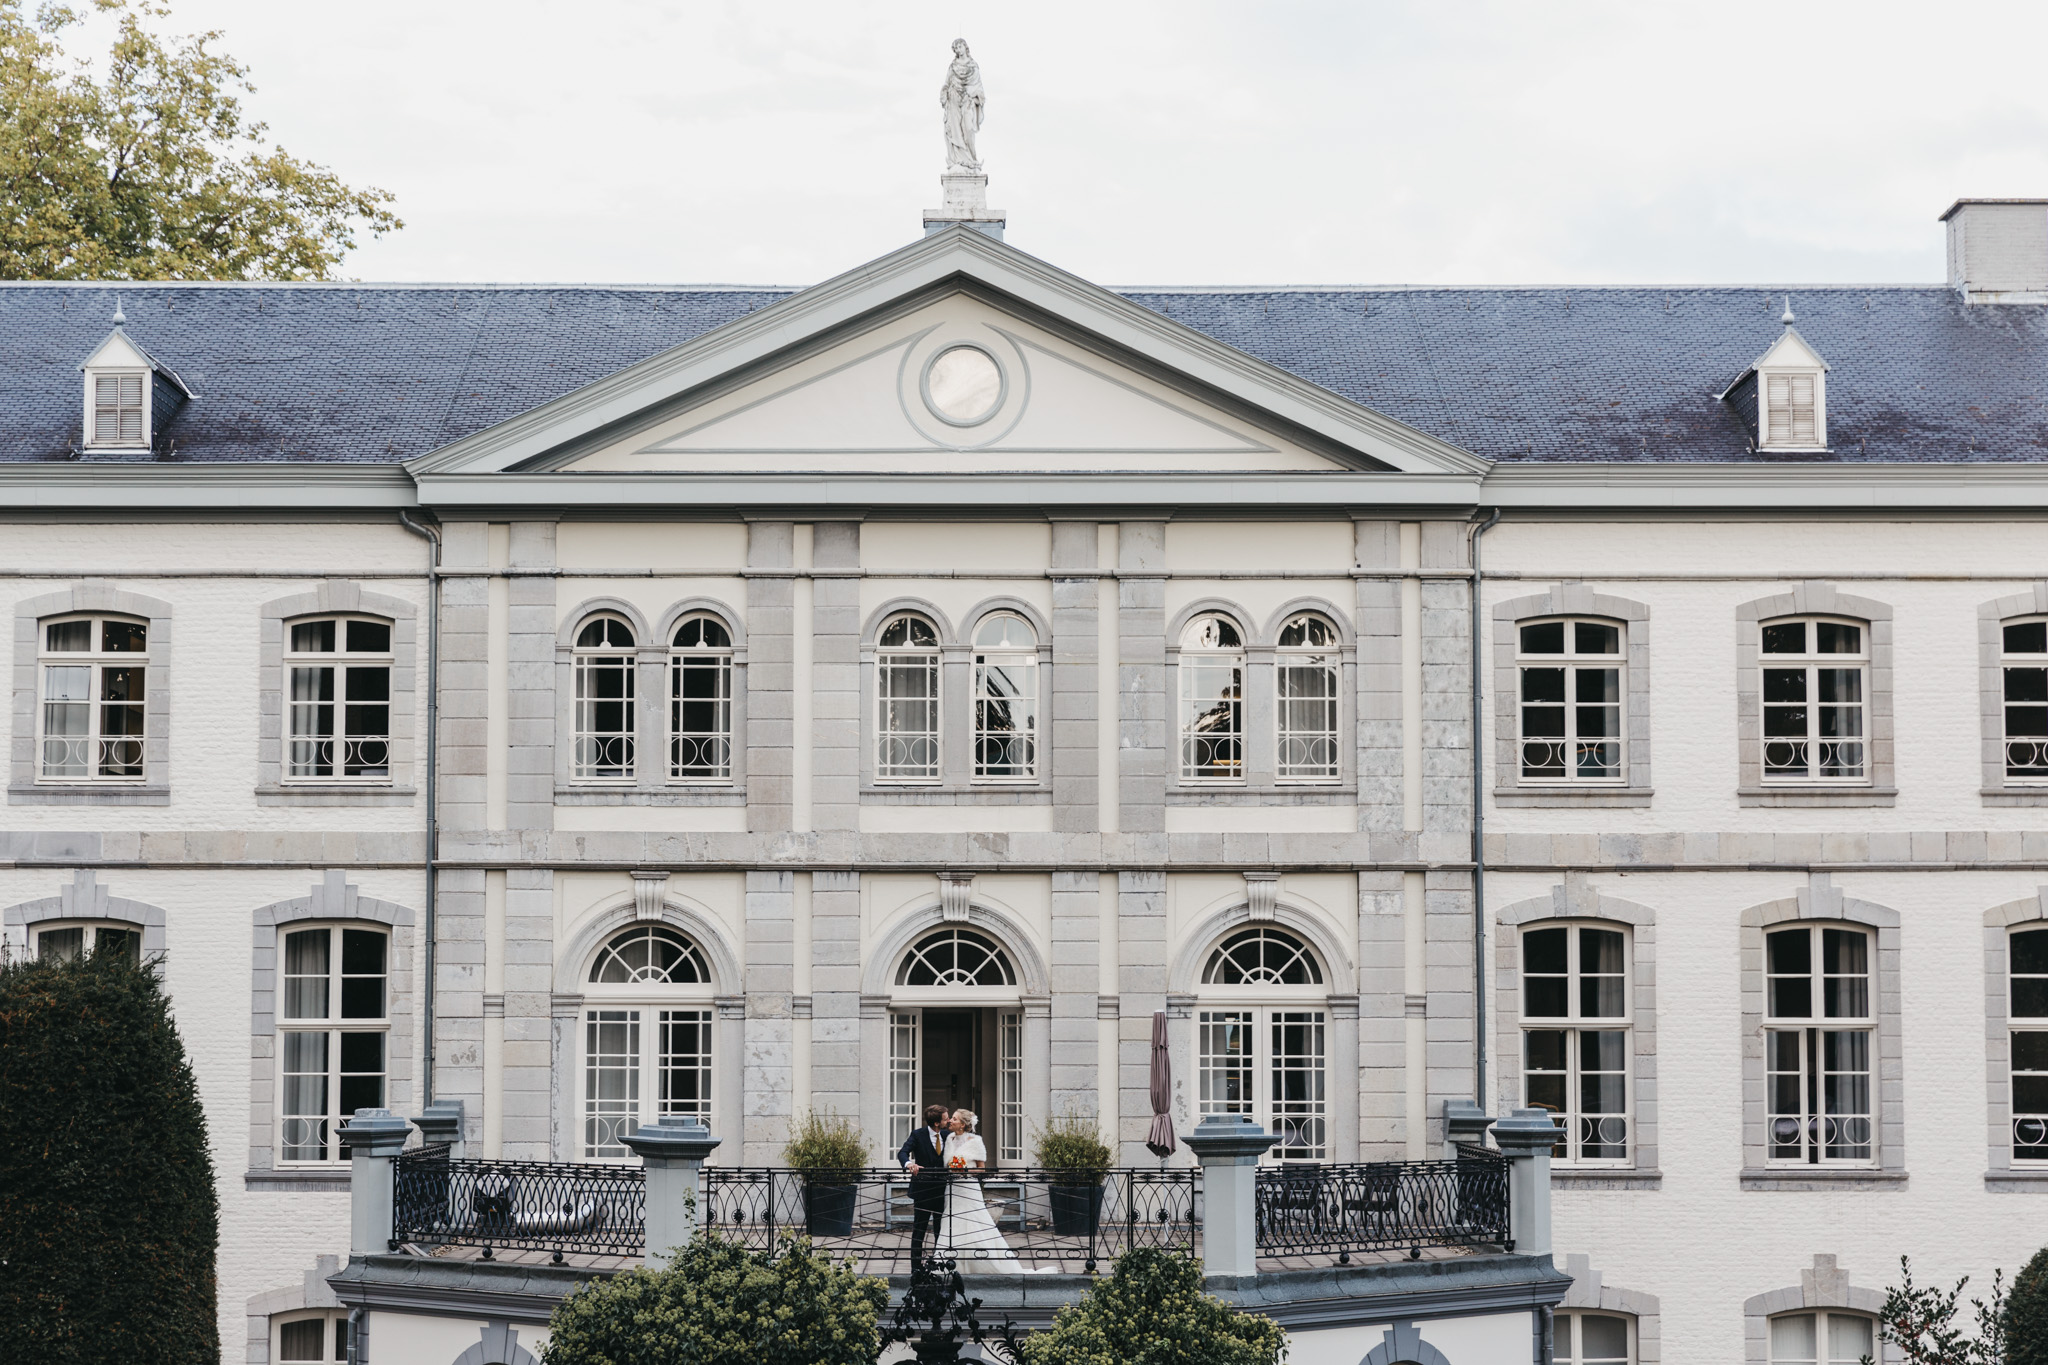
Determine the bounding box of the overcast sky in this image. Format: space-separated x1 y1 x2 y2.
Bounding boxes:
93 0 2048 287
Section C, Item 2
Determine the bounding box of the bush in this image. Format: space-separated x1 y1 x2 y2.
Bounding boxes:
2012 1244 2048 1365
783 1109 870 1174
1032 1110 1113 1177
0 945 219 1364
542 1231 889 1365
1020 1247 1285 1365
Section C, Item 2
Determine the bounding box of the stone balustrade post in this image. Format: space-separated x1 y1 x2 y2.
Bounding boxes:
1491 1108 1556 1259
1182 1115 1276 1279
1442 1097 1495 1159
413 1097 466 1157
622 1118 722 1269
338 1108 413 1258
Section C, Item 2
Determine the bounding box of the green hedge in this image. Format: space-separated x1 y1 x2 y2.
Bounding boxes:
2013 1244 2048 1365
1021 1247 1285 1365
0 946 220 1364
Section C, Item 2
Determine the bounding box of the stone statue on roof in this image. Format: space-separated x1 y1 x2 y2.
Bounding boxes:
940 39 984 174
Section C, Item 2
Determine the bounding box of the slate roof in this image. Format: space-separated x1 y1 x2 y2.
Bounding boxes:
1 280 2044 464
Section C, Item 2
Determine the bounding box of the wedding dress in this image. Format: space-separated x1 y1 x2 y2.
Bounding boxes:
940 1131 1049 1274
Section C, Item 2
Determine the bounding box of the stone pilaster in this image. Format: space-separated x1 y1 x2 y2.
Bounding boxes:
746 522 795 833
1354 520 1404 831
742 869 795 1163
1117 523 1166 834
501 867 555 1160
505 522 556 831
1049 869 1101 1119
1050 521 1099 831
811 522 862 834
808 869 862 1121
433 867 486 1145
1115 870 1167 1163
437 522 490 834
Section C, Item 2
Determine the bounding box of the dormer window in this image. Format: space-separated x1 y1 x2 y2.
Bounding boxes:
1765 372 1818 447
1721 298 1829 454
77 304 189 453
93 372 148 446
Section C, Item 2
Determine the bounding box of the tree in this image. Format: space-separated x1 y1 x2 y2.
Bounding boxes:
0 0 399 280
1020 1247 1285 1365
2011 1244 2048 1365
0 942 220 1364
1858 1256 2007 1365
542 1232 890 1365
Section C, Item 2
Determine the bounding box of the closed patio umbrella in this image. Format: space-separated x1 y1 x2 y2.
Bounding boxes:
1145 1010 1177 1160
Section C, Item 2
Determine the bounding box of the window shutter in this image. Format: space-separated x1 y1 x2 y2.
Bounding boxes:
1765 372 1818 446
90 372 148 445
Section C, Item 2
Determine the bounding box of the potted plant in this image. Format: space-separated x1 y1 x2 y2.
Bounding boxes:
1033 1110 1113 1237
783 1109 869 1237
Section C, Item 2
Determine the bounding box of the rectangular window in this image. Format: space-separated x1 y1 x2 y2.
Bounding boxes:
658 1009 713 1123
33 922 140 964
93 372 146 446
286 617 393 781
1760 618 1866 783
1197 1007 1325 1161
1520 924 1631 1163
1556 1311 1634 1365
574 652 635 780
888 1010 921 1140
1517 619 1623 783
38 616 147 781
877 651 941 781
1770 1311 1874 1365
276 1314 350 1365
1276 653 1340 782
1765 925 1873 1165
998 1010 1024 1165
2013 927 2048 1162
1180 656 1243 781
2004 620 2048 781
1766 373 1818 447
583 1008 640 1158
973 651 1037 780
279 926 388 1163
668 649 732 781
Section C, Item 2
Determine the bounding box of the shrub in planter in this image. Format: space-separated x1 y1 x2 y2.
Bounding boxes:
1020 1247 1284 1365
785 1109 870 1237
2012 1243 2048 1365
543 1231 889 1365
0 946 220 1365
1033 1110 1113 1237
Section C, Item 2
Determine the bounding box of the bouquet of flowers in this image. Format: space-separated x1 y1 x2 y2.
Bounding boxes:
948 1155 966 1170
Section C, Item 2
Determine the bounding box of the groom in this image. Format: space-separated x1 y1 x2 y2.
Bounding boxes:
896 1103 950 1272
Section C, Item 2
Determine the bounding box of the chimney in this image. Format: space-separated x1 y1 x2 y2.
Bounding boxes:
1940 199 2048 304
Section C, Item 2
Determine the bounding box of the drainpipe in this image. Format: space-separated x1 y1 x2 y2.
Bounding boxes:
1468 508 1502 1109
397 511 441 1105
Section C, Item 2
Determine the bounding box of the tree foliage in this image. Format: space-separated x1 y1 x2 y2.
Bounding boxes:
2012 1244 2048 1365
0 0 399 279
1020 1248 1285 1365
541 1232 890 1365
1859 1256 2007 1365
0 943 220 1364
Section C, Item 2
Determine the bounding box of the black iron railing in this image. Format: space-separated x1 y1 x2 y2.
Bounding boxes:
1254 1145 1511 1263
391 1144 646 1262
703 1166 1198 1274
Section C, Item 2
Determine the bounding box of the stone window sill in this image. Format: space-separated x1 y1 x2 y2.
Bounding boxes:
256 785 416 808
1552 1168 1662 1189
245 1167 350 1192
861 787 1051 805
1737 787 1898 809
1495 787 1653 808
9 783 169 806
554 787 746 806
1166 787 1355 806
1985 1168 2048 1191
1739 1166 1908 1190
1982 788 2048 807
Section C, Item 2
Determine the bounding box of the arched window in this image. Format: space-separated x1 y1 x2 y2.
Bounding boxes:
1764 923 1873 1165
1759 616 1866 783
2002 617 2048 781
31 919 141 964
1517 618 1623 783
972 613 1037 781
876 613 941 781
1195 924 1325 1160
1275 613 1339 783
2010 925 2048 1162
1554 1311 1634 1365
278 924 388 1164
896 927 1015 987
1179 614 1243 782
1768 1310 1874 1365
38 614 147 781
1521 924 1631 1165
275 1311 352 1365
582 924 716 1158
669 615 733 782
284 614 393 781
573 615 636 781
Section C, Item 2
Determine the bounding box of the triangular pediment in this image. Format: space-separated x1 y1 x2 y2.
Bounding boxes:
410 226 1487 481
1750 327 1828 372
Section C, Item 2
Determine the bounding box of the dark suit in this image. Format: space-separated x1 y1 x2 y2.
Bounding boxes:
897 1124 947 1269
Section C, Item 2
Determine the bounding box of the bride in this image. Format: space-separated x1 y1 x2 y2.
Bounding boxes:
940 1109 1049 1275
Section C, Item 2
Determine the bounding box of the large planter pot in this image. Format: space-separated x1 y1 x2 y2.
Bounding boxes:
1047 1179 1105 1237
803 1181 858 1237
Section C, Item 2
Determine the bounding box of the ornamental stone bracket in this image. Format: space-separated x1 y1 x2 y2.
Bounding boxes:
1244 872 1280 921
631 870 670 921
939 872 974 922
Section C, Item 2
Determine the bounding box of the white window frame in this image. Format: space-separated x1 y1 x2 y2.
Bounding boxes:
1761 369 1825 451
1275 612 1340 784
1519 922 1633 1167
1759 616 1868 785
1515 617 1625 786
1554 1309 1636 1365
2001 617 2048 784
1195 926 1327 1161
29 919 142 964
273 1310 351 1365
1766 1309 1876 1365
283 614 394 784
2011 925 2048 1163
36 613 149 784
579 924 718 1160
87 368 150 448
668 613 733 784
1179 613 1245 784
971 612 1038 783
876 613 942 783
276 923 390 1166
572 613 637 783
1763 923 1875 1168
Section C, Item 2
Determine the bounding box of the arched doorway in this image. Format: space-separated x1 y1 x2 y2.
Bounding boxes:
1195 925 1329 1161
887 927 1025 1166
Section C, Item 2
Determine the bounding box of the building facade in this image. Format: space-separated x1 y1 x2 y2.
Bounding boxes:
5 199 2048 1363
